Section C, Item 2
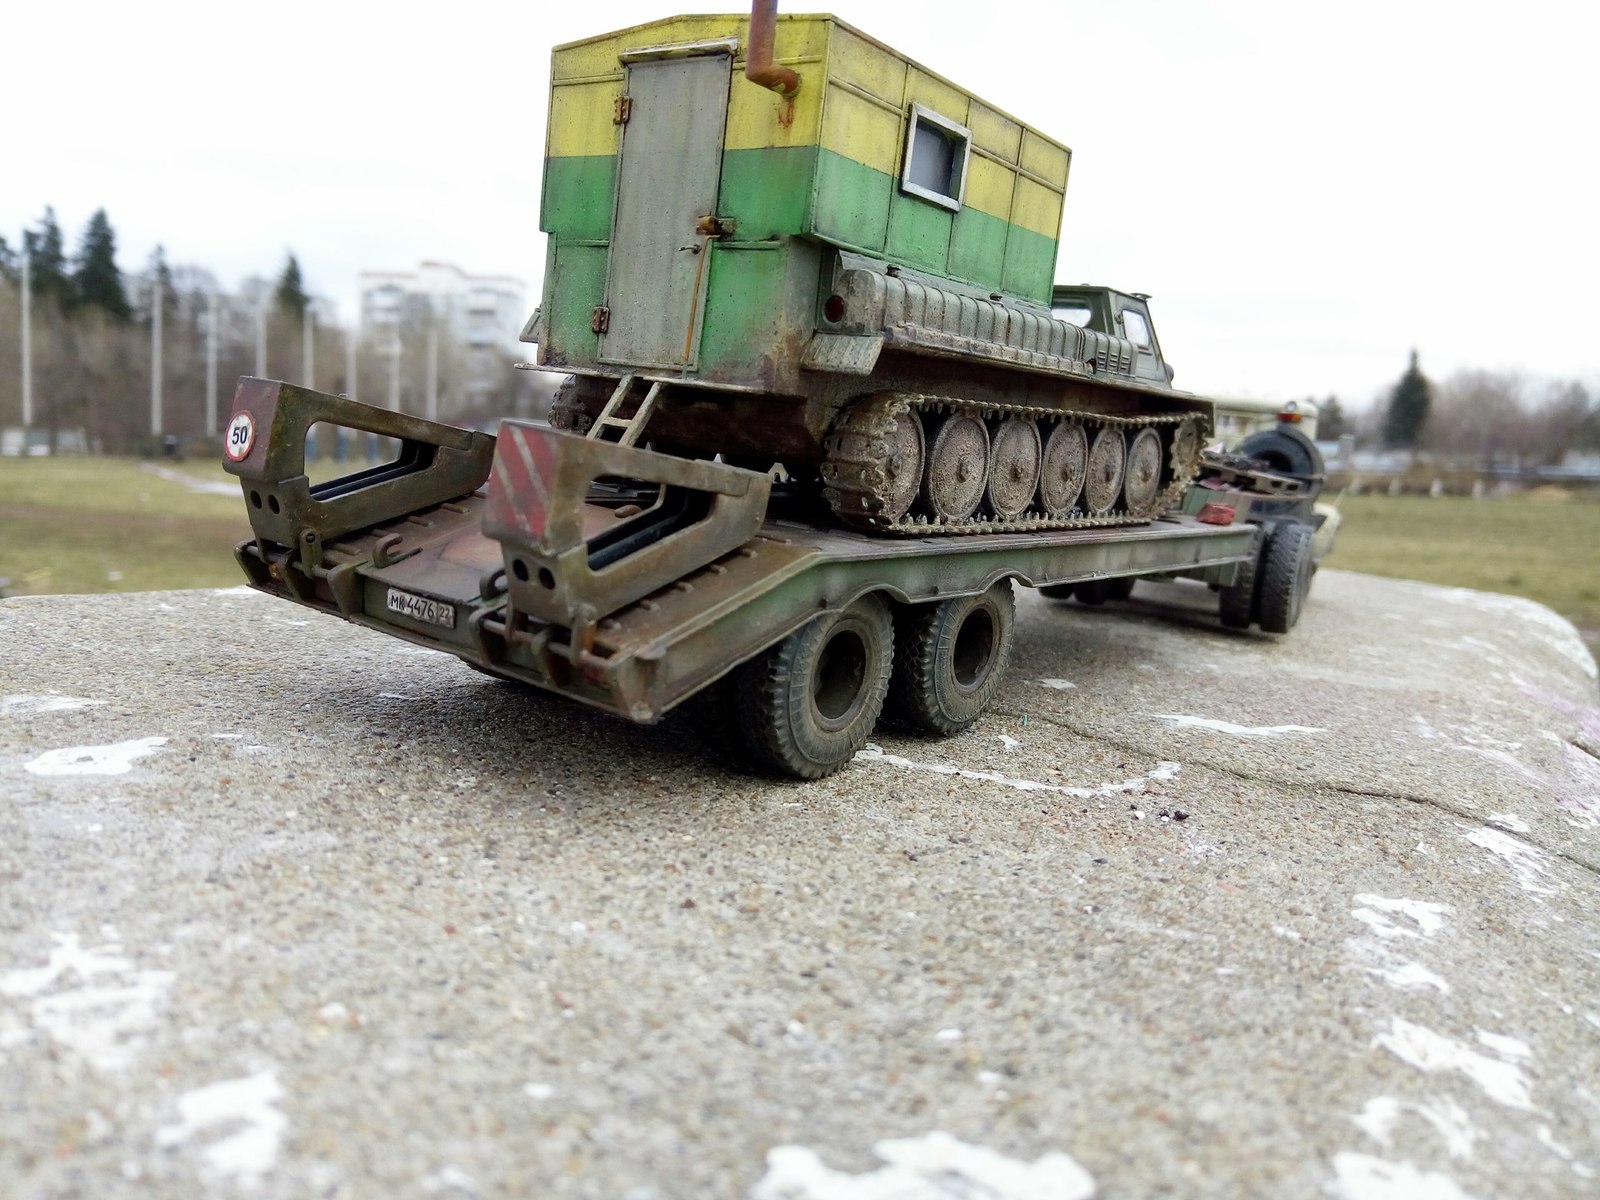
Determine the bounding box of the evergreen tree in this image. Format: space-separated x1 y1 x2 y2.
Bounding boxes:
22 206 71 309
275 253 309 317
1318 395 1347 442
71 208 132 322
1382 350 1432 450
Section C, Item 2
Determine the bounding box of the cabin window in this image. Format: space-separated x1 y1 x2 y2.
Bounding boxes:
1121 309 1153 351
1051 302 1093 327
901 105 971 211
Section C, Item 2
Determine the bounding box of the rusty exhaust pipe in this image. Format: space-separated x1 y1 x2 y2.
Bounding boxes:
746 0 800 96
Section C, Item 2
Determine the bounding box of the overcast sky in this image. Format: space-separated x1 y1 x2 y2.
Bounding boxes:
8 0 1597 409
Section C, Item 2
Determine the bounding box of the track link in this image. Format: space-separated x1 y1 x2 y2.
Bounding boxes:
822 392 1206 535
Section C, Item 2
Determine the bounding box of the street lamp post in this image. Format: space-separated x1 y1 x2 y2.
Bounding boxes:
205 291 219 438
150 273 163 438
20 242 32 429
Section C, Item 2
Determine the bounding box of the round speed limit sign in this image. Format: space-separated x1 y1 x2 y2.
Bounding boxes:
225 412 256 461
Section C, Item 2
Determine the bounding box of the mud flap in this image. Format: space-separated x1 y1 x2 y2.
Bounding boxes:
223 378 496 576
483 421 771 637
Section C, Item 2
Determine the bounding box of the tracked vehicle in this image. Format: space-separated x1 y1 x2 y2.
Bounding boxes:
221 4 1325 780
529 3 1212 533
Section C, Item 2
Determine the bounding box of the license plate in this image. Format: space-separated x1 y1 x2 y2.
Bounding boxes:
385 587 454 628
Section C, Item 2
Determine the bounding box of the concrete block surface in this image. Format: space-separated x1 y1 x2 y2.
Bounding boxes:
2 569 1597 1198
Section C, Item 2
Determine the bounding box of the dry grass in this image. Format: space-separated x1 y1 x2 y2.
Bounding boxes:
1324 490 1600 654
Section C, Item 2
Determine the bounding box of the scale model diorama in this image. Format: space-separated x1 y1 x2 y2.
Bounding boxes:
221 1 1329 777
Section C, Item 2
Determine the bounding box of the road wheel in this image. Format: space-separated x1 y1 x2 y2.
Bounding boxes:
1219 527 1267 629
1084 427 1126 515
923 413 989 521
889 582 1015 735
735 593 893 778
1257 521 1316 633
985 418 1041 519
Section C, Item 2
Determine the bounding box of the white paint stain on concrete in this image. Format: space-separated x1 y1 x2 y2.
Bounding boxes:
421 1164 478 1194
750 1132 1096 1200
155 1070 287 1186
1351 1097 1400 1146
1362 954 1451 995
1152 714 1325 737
24 737 167 777
1463 827 1558 897
1375 1018 1534 1111
1535 1124 1597 1180
1434 587 1597 683
993 735 1021 751
1032 678 1076 690
1351 895 1452 939
209 586 259 597
1486 812 1531 833
2 694 104 717
0 932 173 1072
1355 1096 1480 1160
856 744 1179 798
1327 1151 1476 1199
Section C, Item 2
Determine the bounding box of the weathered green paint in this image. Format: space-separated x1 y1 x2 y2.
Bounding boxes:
885 187 954 280
1001 221 1059 303
811 148 892 255
718 146 817 241
948 205 1010 293
540 242 607 364
540 155 616 240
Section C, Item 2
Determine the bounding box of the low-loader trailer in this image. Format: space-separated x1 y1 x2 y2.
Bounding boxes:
221 380 1322 778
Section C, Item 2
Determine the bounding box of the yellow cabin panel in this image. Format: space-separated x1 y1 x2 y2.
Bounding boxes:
904 69 970 129
1011 175 1063 240
825 24 907 111
968 102 1021 165
964 154 1016 221
1019 130 1071 190
547 80 622 159
819 81 902 174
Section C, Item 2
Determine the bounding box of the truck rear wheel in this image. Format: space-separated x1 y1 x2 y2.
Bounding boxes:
1257 521 1316 634
889 582 1015 735
735 593 893 778
1218 527 1266 629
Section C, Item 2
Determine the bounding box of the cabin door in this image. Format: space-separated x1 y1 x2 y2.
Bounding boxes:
599 50 732 372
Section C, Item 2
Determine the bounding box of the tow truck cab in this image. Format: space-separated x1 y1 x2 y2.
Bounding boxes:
1051 285 1175 388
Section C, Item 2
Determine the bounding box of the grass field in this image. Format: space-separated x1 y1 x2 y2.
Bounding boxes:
1323 490 1600 653
3 457 1598 656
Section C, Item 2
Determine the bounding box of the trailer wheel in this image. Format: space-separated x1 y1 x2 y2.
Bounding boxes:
889 582 1015 735
1257 521 1316 634
1039 583 1075 600
1218 527 1267 629
735 593 893 779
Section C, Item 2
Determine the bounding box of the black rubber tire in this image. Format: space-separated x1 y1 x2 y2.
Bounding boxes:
1105 576 1135 601
888 582 1016 735
1218 526 1267 629
1236 427 1323 485
684 672 741 748
1074 579 1111 606
734 593 893 778
1257 521 1316 634
1039 583 1075 600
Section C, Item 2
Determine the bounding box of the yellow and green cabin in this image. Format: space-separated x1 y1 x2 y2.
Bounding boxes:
537 12 1073 396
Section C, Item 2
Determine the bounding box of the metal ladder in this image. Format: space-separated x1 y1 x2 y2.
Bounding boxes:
585 374 663 448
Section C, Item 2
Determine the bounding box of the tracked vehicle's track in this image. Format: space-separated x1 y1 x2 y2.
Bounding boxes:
822 392 1206 535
